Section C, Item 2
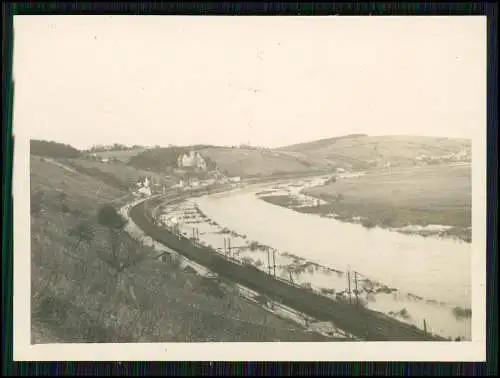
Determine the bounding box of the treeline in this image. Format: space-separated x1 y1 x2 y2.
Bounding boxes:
86 143 148 153
129 147 217 171
30 139 81 158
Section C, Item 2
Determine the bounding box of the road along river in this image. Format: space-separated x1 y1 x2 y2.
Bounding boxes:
157 178 471 341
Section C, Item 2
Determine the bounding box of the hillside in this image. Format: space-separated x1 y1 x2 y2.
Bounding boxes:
30 139 81 159
280 135 471 170
30 156 324 343
84 135 472 178
196 146 330 177
128 147 217 172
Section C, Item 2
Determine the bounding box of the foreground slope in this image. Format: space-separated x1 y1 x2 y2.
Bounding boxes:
30 156 326 342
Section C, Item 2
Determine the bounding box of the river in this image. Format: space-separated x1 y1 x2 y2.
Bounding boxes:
158 178 472 341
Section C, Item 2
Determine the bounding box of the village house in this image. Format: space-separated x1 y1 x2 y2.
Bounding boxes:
133 176 152 197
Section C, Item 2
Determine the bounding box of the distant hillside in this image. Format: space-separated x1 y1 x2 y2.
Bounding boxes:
88 148 149 162
280 135 471 169
30 139 81 159
128 147 217 172
198 146 329 177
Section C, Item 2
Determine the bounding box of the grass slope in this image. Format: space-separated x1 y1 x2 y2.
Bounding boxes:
82 135 471 178
198 147 329 177
30 156 323 343
280 135 471 169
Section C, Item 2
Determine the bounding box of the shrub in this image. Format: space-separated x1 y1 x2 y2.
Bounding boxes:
61 203 71 214
97 204 126 230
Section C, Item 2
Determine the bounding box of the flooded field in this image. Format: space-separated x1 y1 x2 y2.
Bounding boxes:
156 177 472 341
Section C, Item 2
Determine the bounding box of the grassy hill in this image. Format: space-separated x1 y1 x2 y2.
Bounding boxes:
87 148 149 162
280 134 471 170
30 139 81 159
30 155 324 343
195 146 330 177
86 134 471 178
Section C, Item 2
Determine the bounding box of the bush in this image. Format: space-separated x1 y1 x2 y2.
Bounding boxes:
61 203 71 214
97 204 126 230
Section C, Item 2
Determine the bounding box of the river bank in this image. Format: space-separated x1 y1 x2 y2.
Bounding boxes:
153 175 471 341
292 164 472 243
130 190 445 341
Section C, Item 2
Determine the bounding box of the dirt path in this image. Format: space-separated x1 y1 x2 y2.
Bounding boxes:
43 158 79 174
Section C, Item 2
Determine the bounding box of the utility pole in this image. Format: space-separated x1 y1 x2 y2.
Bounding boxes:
347 269 352 305
354 271 359 306
272 249 276 278
228 238 232 259
223 238 227 257
267 248 272 275
423 319 427 336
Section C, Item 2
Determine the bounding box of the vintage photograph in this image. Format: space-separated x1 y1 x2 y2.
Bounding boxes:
13 16 486 360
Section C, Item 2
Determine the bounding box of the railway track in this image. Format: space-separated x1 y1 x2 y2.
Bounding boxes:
129 186 446 341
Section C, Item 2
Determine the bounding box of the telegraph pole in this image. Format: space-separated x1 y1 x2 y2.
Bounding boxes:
228 238 232 259
423 319 427 336
267 248 272 275
224 238 227 256
272 249 276 278
347 269 352 305
354 271 359 306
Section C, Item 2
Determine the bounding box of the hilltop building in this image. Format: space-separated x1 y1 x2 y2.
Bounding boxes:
177 151 207 171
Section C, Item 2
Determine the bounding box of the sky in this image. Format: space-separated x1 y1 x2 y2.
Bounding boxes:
13 16 486 150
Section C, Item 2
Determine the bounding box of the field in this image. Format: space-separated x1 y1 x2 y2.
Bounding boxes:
87 148 148 162
300 164 471 241
30 156 327 343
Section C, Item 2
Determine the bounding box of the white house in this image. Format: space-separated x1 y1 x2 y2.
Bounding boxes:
230 176 241 183
137 186 152 197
